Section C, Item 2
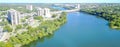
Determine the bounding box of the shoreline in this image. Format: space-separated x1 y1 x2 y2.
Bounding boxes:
0 12 67 47
80 11 120 29
16 13 67 47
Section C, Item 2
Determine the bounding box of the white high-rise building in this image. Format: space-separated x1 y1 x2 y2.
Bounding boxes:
7 9 21 25
43 8 51 18
37 8 44 16
75 4 80 9
37 8 51 18
26 5 33 11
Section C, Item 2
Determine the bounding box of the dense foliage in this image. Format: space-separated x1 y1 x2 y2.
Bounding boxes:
14 7 32 13
0 7 9 11
34 16 43 21
81 6 120 28
0 12 67 47
3 25 13 32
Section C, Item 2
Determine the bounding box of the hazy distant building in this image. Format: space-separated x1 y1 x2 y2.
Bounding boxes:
7 9 21 25
37 8 44 16
26 5 33 11
37 8 51 18
75 4 80 9
44 8 51 18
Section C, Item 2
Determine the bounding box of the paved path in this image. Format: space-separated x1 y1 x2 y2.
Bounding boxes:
51 8 80 14
0 32 10 42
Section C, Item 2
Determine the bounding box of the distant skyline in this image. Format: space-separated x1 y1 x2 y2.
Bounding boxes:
0 0 120 3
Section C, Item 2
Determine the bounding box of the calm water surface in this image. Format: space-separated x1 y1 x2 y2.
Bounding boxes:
24 12 120 47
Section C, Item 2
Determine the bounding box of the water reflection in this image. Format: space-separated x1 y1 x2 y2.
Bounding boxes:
23 33 54 47
45 34 54 40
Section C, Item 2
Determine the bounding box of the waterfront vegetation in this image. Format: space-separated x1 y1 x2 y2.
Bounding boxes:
0 12 67 47
81 6 120 29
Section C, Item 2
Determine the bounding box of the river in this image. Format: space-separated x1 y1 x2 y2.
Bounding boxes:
24 7 120 47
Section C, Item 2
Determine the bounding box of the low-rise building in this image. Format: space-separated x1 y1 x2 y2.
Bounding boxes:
0 18 2 22
26 16 39 27
27 17 35 26
0 27 3 39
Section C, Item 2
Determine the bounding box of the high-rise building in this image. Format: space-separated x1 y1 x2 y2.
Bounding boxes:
44 8 51 18
7 9 21 25
75 4 80 9
26 5 33 11
37 8 44 16
37 8 51 18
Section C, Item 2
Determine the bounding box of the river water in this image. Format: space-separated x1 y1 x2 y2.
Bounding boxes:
24 7 120 47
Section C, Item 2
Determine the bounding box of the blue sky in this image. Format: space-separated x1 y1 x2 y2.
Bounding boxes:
0 0 120 3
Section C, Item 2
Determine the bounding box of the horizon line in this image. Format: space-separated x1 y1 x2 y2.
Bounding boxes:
0 2 120 3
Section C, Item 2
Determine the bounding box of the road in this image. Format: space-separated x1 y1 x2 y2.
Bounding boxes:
51 8 80 14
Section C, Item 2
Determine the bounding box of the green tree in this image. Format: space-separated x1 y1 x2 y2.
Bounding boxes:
3 25 12 32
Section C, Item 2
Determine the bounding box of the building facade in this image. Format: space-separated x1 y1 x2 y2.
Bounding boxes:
75 4 80 9
37 8 51 18
0 27 3 39
0 18 2 22
37 8 44 16
7 9 21 25
44 8 51 18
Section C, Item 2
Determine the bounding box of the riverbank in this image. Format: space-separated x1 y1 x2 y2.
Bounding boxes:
24 12 120 47
0 12 67 47
80 7 120 29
